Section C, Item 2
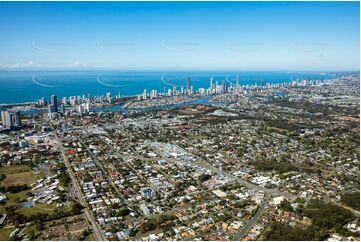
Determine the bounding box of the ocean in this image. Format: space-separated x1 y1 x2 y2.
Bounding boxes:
0 70 336 104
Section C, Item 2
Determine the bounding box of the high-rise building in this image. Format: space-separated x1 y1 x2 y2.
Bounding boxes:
50 95 58 113
1 111 15 129
69 96 76 106
77 104 85 114
62 97 67 105
48 104 54 114
187 77 191 95
199 88 206 95
60 104 66 114
1 112 5 128
13 111 21 126
85 100 90 113
106 92 112 103
37 97 45 106
210 77 214 91
143 89 147 100
172 86 177 95
151 89 158 99
221 80 226 93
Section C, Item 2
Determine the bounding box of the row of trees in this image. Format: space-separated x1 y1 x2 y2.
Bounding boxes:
0 184 30 193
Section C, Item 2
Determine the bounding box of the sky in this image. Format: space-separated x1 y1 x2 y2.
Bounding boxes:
0 1 359 71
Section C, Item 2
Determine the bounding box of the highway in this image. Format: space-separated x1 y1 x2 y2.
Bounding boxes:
52 128 105 241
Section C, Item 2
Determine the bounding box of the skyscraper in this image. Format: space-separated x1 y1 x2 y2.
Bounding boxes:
50 95 58 113
106 92 112 103
1 111 14 129
151 89 158 99
48 104 54 115
143 89 147 100
210 77 214 91
13 111 21 126
221 80 226 93
60 104 66 114
187 77 191 95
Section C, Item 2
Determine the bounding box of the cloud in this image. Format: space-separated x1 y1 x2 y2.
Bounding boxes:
0 61 43 68
0 61 92 69
65 61 87 68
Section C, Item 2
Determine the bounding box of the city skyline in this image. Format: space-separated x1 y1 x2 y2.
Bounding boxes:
0 1 359 71
0 1 359 241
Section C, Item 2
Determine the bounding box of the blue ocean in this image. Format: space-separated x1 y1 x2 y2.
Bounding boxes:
0 71 335 104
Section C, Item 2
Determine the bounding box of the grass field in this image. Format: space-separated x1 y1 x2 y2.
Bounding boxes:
0 190 31 214
87 233 95 241
6 190 29 204
0 227 14 241
17 203 55 217
0 165 37 187
0 189 55 216
0 172 37 187
0 165 55 224
0 165 31 175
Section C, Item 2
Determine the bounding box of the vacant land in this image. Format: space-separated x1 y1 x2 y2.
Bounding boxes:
17 203 55 217
0 165 37 188
0 227 13 241
0 172 36 187
0 165 31 175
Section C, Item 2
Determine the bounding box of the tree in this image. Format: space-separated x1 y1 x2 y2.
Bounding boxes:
340 192 360 210
279 199 293 212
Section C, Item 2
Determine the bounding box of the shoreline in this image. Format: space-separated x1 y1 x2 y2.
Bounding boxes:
0 102 36 107
0 77 339 108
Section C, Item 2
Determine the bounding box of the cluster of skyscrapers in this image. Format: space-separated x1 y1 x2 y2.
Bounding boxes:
40 92 120 119
138 77 232 100
1 110 21 129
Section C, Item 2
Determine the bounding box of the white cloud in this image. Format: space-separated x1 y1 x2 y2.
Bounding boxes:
65 61 87 68
0 60 43 68
0 61 91 69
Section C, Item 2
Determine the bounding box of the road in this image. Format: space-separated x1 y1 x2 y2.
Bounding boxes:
72 131 130 206
78 128 164 197
52 128 105 241
78 128 294 240
194 159 296 199
233 194 270 241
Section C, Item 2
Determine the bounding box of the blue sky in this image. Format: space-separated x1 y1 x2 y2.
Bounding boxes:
0 1 359 71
